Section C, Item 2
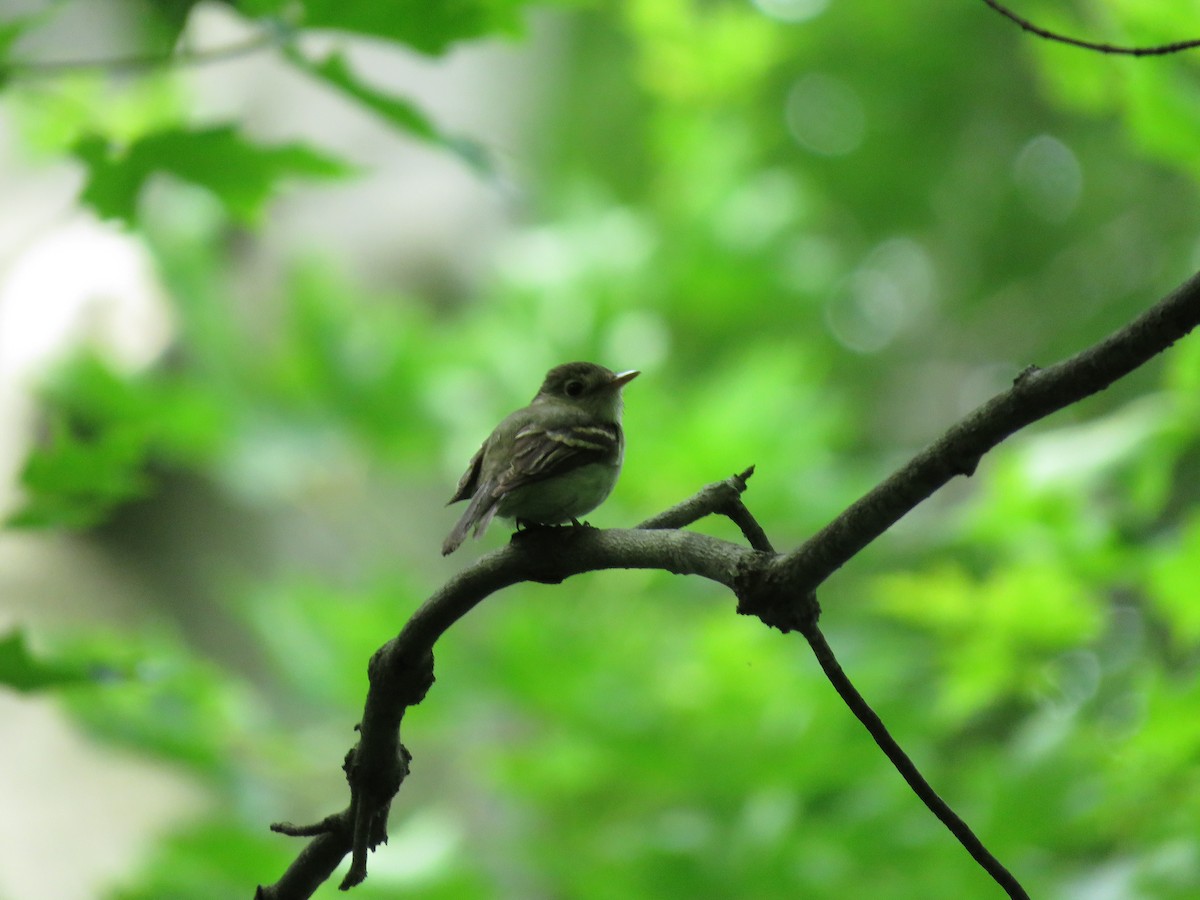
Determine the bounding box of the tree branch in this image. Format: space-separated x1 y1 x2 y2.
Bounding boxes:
5 31 279 79
769 268 1200 597
639 465 774 551
803 626 1029 899
260 522 759 897
981 0 1200 56
261 269 1200 898
256 820 351 900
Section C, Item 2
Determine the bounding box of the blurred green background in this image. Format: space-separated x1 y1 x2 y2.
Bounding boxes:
1 1 1199 897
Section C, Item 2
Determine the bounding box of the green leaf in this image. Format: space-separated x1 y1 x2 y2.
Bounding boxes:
286 47 492 171
1147 512 1200 646
148 0 206 43
9 354 228 530
72 124 351 223
0 630 94 693
0 9 50 87
875 561 1104 719
242 0 530 55
0 15 29 57
240 0 594 53
64 636 254 773
9 417 150 529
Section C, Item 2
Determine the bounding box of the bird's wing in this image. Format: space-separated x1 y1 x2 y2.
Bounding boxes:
495 423 622 495
442 476 501 555
446 444 485 505
443 444 491 555
442 422 621 556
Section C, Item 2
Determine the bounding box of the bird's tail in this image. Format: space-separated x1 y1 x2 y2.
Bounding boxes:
441 488 500 555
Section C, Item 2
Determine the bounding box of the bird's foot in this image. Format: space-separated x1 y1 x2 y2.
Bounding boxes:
514 519 557 534
511 519 595 547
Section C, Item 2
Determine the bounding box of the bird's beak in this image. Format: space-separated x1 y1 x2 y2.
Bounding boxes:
611 369 640 390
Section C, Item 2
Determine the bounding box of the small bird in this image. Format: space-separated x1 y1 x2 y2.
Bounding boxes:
442 362 639 555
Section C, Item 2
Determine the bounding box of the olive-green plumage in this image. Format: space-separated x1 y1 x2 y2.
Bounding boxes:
442 362 639 555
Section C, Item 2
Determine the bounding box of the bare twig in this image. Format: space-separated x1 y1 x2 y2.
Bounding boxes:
638 466 775 552
5 31 279 79
804 626 1029 899
256 822 351 900
637 466 756 530
981 0 1200 56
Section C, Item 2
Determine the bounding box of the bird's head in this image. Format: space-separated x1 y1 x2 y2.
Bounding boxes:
533 361 639 421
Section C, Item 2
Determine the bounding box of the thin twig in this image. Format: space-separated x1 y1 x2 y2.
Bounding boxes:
270 814 346 839
981 0 1200 56
256 826 352 900
5 31 279 79
638 466 775 552
723 493 775 553
804 625 1029 899
637 466 757 530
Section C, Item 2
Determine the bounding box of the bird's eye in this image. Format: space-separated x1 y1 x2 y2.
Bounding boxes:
564 380 585 397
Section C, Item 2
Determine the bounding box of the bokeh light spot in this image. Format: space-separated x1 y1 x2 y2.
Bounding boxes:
824 238 933 353
786 73 866 157
1013 134 1083 223
752 0 830 25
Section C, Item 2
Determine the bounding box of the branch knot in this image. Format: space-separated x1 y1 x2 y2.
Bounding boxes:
368 645 435 707
734 559 820 635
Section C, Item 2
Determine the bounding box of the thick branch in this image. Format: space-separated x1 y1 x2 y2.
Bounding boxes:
263 269 1200 898
771 268 1200 595
260 522 760 897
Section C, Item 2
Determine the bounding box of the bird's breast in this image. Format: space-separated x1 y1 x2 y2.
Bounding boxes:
496 461 620 524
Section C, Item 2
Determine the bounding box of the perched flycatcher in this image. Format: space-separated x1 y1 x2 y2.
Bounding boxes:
442 362 639 555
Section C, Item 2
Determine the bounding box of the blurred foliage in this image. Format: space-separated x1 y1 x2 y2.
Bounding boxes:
73 125 351 224
12 353 227 527
0 628 105 692
2 1 1200 899
283 47 493 171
